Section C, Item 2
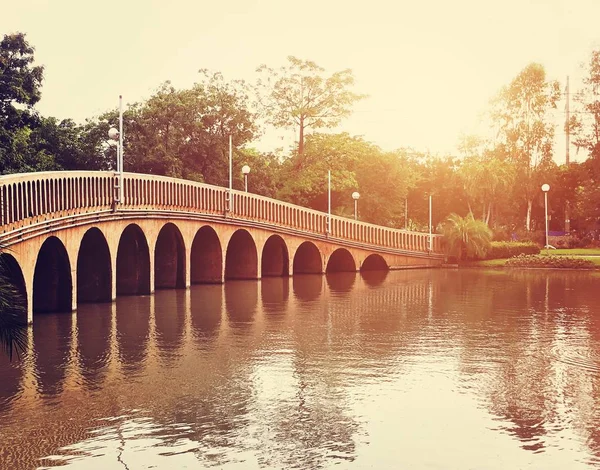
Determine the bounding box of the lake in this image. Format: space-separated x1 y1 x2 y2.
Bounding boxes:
1 268 600 469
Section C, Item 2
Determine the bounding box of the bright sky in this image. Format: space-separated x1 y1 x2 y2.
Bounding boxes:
3 0 600 158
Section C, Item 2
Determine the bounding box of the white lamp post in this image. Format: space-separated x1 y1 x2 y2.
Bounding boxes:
352 191 360 220
108 95 124 205
242 165 251 192
542 183 550 250
429 194 433 252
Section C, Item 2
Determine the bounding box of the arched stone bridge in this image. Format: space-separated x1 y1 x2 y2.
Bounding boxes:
0 171 444 323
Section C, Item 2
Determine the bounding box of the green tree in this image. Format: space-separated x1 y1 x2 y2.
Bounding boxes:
0 250 27 360
277 132 360 210
408 155 468 231
458 150 515 225
0 32 46 174
572 50 600 159
490 63 560 231
83 72 259 184
441 212 492 261
256 56 365 155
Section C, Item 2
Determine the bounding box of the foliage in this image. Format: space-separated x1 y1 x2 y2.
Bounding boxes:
490 63 560 231
441 212 493 261
0 252 27 360
256 56 365 154
458 149 515 225
84 73 260 185
572 50 600 158
0 32 45 173
506 254 595 269
485 241 540 260
275 133 419 225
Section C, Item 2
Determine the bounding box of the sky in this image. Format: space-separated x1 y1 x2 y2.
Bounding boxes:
3 0 600 159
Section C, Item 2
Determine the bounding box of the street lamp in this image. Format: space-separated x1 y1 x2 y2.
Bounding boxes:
242 165 251 192
352 191 360 220
108 95 124 205
542 183 550 250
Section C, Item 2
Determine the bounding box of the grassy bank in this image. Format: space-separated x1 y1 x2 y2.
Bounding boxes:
466 252 600 268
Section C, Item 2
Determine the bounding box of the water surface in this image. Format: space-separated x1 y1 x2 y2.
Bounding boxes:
1 269 600 469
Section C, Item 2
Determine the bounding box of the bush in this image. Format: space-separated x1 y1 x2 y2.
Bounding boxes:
506 254 595 269
484 241 540 260
568 237 588 249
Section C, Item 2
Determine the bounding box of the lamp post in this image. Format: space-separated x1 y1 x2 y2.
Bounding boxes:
242 165 251 192
542 183 550 251
108 96 124 205
352 191 360 220
429 194 433 252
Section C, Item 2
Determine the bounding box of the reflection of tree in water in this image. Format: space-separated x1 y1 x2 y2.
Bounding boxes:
77 303 112 390
254 362 358 468
154 289 186 360
0 343 25 414
452 270 600 457
33 312 72 398
190 284 222 347
116 296 151 374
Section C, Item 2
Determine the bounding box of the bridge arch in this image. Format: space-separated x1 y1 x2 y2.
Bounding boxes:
154 223 185 289
361 254 389 272
0 253 28 324
293 241 322 274
116 224 151 295
191 226 223 284
77 227 112 303
225 229 258 280
33 236 72 313
261 235 289 277
326 248 356 273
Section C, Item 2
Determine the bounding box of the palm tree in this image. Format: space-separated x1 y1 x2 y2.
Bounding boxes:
441 212 493 261
0 247 27 360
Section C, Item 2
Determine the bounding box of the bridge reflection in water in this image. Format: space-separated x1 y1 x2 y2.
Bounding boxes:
1 270 600 469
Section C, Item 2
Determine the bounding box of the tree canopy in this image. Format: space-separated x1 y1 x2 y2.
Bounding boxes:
256 56 365 155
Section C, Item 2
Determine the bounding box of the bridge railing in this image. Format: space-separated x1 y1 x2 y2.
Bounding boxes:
0 171 443 253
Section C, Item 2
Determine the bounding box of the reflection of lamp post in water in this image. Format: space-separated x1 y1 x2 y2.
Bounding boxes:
242 165 250 192
352 192 360 220
542 184 550 251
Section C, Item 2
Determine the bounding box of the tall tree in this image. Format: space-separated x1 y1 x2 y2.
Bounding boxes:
458 150 515 225
490 63 560 231
256 56 364 155
572 50 600 159
0 32 45 173
84 71 259 185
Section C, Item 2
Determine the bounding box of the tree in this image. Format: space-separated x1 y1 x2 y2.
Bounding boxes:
276 132 360 210
572 50 600 159
256 56 365 155
441 212 492 261
490 63 560 231
458 150 515 225
0 250 27 360
0 32 45 174
0 32 43 113
83 71 259 184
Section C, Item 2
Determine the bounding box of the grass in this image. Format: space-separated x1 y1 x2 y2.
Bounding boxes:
540 248 600 256
466 254 600 267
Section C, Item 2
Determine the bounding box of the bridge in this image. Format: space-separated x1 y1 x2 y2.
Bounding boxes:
0 171 444 324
